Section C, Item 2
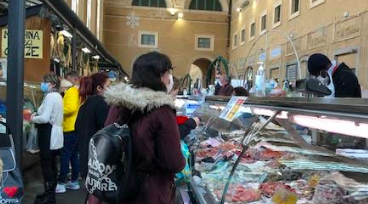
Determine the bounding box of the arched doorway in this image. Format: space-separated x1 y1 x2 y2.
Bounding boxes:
189 58 212 88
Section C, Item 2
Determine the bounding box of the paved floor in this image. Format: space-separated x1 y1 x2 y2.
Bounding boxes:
23 163 86 204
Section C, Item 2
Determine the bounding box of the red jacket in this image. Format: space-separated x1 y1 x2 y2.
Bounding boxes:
89 83 185 204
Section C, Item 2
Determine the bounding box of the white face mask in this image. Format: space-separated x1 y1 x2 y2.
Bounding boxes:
317 75 330 86
166 74 174 93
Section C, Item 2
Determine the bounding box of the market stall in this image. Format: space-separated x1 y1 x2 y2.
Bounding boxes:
178 96 368 204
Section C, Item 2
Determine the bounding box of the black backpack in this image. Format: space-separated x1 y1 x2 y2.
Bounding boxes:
85 123 145 204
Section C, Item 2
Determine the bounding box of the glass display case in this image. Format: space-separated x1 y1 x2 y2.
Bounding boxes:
181 96 368 204
0 80 43 170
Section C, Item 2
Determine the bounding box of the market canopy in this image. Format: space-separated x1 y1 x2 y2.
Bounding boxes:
0 0 128 77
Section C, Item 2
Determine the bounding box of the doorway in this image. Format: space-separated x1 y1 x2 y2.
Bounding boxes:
189 58 212 88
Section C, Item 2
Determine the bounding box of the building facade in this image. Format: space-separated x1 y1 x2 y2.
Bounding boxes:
102 0 230 78
230 0 368 90
64 0 104 40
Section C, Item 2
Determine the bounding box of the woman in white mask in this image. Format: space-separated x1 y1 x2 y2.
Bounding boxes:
308 53 361 98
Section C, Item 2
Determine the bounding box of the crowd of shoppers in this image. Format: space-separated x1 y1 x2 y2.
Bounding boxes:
28 51 361 204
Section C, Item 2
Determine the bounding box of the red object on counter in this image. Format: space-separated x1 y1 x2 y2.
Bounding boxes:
176 116 189 125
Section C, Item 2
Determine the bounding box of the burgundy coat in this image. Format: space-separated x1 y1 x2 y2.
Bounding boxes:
89 83 185 204
218 83 234 96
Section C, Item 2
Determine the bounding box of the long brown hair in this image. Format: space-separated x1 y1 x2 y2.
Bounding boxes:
79 73 109 103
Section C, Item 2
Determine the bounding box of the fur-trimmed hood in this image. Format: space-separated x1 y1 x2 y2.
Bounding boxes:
104 83 175 112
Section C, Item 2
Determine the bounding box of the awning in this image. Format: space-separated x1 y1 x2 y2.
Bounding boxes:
42 0 128 76
0 0 128 77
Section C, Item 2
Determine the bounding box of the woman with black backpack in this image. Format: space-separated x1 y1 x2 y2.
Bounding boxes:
88 52 185 204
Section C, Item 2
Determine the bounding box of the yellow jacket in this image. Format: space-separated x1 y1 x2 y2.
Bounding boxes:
63 86 80 132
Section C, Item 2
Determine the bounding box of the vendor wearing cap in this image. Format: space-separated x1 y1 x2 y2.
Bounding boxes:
308 53 361 98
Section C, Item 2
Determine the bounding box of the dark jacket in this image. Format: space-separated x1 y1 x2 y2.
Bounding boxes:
332 63 361 98
179 118 197 139
218 83 234 96
75 95 109 178
214 83 221 95
91 83 185 204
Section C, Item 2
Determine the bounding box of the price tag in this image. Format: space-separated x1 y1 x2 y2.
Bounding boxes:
218 97 246 122
272 187 298 204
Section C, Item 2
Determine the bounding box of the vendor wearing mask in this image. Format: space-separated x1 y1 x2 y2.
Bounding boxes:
218 74 234 97
308 53 361 98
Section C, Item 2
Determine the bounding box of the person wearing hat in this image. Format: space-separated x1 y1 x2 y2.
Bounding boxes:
308 53 361 98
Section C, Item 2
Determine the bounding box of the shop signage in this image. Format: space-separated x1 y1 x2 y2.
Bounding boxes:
1 29 43 59
286 37 302 56
306 28 327 50
270 47 282 59
334 16 361 42
259 51 266 62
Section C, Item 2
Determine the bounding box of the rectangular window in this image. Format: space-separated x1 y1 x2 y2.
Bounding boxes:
260 10 267 35
141 35 155 45
138 31 158 48
195 35 214 51
290 0 300 19
249 20 256 40
198 38 211 48
233 33 238 49
241 29 246 44
292 0 300 13
286 64 298 81
261 15 267 33
273 1 282 28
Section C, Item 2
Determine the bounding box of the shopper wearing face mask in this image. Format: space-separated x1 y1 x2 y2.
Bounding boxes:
88 52 185 204
31 74 63 204
75 73 111 180
308 53 361 98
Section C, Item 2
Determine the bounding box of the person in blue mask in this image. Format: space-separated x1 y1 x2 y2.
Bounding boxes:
31 74 64 204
